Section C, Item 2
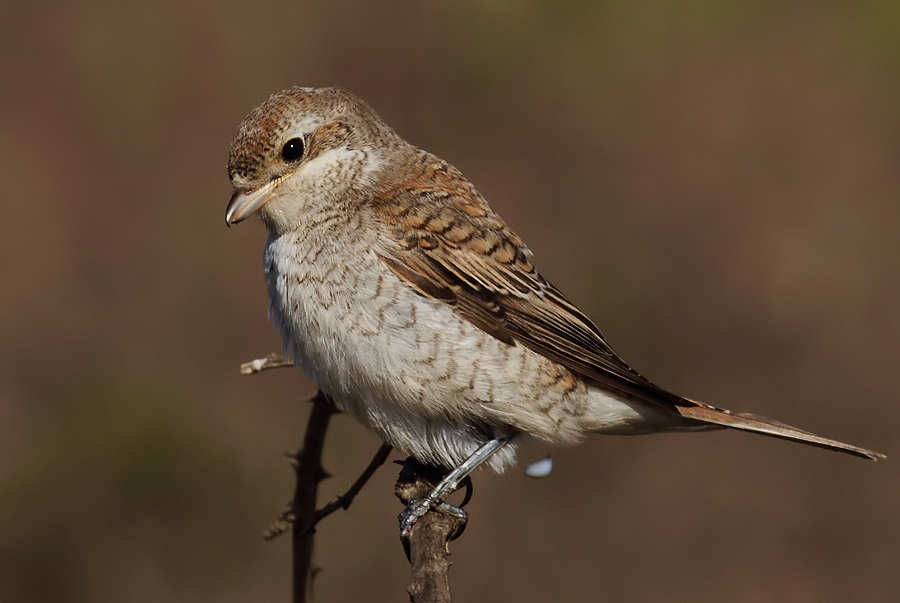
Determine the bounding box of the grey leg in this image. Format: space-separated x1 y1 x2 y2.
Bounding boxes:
399 435 512 537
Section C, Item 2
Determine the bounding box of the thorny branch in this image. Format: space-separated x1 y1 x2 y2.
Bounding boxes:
240 353 295 374
287 389 336 603
242 354 471 603
265 442 393 540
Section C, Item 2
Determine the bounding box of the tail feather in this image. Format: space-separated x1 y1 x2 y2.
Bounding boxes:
676 399 885 461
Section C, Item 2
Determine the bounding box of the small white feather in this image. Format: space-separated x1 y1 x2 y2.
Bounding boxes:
524 455 553 478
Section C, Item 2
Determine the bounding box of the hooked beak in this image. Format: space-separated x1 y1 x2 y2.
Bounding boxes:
225 178 280 226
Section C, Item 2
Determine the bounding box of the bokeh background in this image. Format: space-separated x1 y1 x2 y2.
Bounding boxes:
2 1 898 601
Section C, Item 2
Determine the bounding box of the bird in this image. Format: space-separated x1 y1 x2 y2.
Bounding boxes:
225 87 883 528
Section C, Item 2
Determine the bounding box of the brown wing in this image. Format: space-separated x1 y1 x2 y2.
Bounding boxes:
369 159 886 461
371 159 686 409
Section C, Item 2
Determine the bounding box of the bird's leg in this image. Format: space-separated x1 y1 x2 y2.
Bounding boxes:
399 435 512 537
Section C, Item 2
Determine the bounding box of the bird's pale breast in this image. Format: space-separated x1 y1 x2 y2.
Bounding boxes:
262 205 655 470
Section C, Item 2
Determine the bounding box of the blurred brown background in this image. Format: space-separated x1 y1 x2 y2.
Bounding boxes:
2 1 898 601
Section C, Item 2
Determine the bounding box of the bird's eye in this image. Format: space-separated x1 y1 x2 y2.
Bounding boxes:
281 137 305 162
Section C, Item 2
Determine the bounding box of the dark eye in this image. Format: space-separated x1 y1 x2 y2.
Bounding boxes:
281 137 305 162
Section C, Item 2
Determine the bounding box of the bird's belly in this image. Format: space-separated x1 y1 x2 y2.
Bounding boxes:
268 239 502 418
263 231 647 468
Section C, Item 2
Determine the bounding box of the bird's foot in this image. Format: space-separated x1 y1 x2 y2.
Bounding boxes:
399 498 468 537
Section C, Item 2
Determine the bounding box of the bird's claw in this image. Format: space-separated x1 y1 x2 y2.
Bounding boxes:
399 498 468 537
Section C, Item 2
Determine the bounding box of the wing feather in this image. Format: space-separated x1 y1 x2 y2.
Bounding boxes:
372 170 684 408
368 156 884 460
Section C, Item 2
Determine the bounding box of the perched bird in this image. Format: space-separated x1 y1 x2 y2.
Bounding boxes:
226 87 882 518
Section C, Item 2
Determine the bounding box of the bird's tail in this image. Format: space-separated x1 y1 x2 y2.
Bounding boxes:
675 399 885 461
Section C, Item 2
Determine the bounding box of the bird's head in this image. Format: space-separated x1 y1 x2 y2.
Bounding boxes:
226 87 398 232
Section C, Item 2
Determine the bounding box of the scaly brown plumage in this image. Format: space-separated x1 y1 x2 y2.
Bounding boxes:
226 87 884 473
